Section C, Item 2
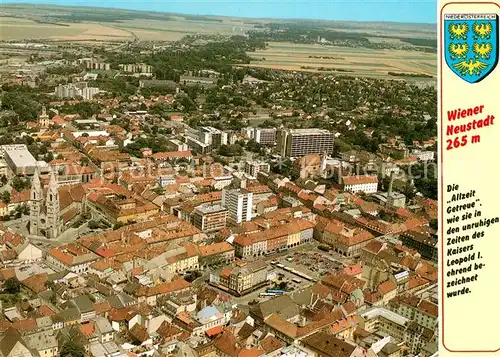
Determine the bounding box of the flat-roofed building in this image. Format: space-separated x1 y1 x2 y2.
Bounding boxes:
360 307 409 342
199 126 227 148
277 128 334 158
244 160 270 178
222 188 253 224
1 144 49 175
192 204 228 233
254 128 277 145
185 136 212 154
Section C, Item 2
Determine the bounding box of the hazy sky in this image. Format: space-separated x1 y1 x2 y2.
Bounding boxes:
4 0 437 23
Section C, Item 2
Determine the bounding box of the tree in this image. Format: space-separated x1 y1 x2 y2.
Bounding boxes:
4 277 21 294
60 341 85 357
1 191 10 204
113 222 126 230
11 176 30 192
88 220 100 230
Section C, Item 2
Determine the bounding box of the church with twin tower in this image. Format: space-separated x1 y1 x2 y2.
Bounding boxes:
29 167 64 239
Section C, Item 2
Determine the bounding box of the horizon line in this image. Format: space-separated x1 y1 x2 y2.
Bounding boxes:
2 2 438 26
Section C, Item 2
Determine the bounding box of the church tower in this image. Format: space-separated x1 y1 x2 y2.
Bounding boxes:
29 167 43 236
45 170 61 239
38 106 50 128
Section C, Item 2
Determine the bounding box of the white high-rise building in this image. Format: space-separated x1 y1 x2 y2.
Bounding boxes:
82 87 100 100
244 160 270 178
222 188 253 224
54 83 99 100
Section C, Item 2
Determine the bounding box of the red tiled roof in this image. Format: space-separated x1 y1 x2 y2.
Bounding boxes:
12 319 37 333
205 326 224 337
378 280 397 295
39 305 56 317
342 175 378 186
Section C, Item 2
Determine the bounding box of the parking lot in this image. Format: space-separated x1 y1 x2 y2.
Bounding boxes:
209 243 353 305
273 250 347 279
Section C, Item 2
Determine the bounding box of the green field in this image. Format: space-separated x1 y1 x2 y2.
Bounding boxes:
244 42 436 79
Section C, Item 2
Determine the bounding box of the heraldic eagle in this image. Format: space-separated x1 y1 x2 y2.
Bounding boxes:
473 22 493 40
453 58 488 76
472 42 493 59
448 43 468 59
448 23 468 40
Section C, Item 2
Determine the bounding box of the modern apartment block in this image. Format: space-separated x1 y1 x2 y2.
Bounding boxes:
254 128 277 145
277 128 334 157
119 63 153 74
222 188 253 224
244 160 270 178
198 127 228 148
185 136 212 154
241 127 277 145
54 83 99 100
192 204 228 233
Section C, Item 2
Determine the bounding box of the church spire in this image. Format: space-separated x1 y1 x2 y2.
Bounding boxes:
47 169 58 196
31 165 42 200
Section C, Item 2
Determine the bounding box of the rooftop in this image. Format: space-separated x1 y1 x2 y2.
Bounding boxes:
195 204 227 215
361 307 409 326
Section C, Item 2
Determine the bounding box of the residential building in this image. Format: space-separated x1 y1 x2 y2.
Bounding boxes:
233 218 314 258
379 143 409 159
199 127 228 148
222 188 253 224
342 175 378 194
400 230 438 262
198 242 235 269
168 139 189 152
314 218 375 257
180 76 216 87
411 150 435 162
388 296 438 330
210 260 268 295
23 330 59 357
71 295 97 323
119 63 153 73
195 305 233 334
54 83 99 100
254 128 277 145
405 321 437 356
277 128 334 157
360 307 409 342
185 136 212 154
301 332 358 357
192 204 228 233
94 317 115 343
46 243 99 274
244 161 270 178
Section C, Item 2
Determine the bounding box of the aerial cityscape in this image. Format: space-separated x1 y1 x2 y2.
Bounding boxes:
0 3 438 357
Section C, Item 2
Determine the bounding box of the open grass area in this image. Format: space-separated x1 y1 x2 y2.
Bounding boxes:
0 17 134 41
113 18 253 40
0 15 255 42
244 42 436 79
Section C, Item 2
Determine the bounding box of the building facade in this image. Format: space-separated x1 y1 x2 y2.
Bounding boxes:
222 188 253 224
29 169 64 239
278 129 334 158
192 204 228 233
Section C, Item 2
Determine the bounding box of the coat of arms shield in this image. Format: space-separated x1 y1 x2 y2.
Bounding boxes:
444 13 498 83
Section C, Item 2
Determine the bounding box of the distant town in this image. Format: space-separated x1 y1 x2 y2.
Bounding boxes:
0 9 437 357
